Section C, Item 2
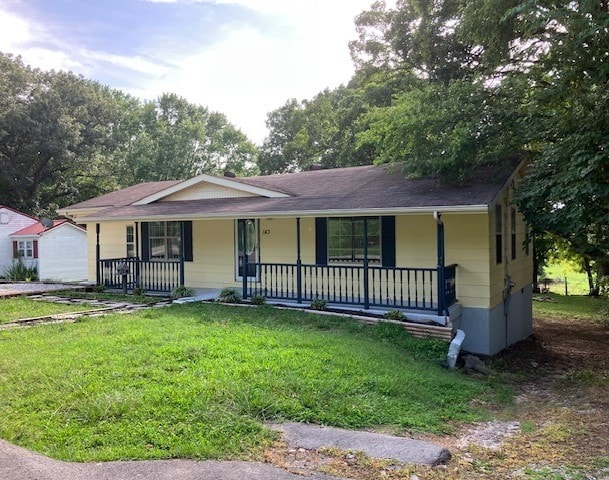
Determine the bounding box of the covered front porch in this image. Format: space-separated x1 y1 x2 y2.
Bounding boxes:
95 214 458 317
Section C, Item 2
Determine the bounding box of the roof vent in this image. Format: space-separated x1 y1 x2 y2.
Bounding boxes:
224 171 236 178
308 164 323 171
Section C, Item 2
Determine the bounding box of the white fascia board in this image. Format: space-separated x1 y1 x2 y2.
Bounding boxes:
132 174 290 205
80 204 489 222
57 207 106 219
40 222 85 237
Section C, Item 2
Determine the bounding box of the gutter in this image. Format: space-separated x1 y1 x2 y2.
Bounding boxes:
76 205 490 223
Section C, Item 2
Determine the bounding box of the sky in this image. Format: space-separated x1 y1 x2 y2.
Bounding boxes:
0 0 379 144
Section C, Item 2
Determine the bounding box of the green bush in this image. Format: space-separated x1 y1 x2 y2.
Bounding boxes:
218 288 241 303
251 294 266 305
132 287 146 297
383 309 407 321
3 259 37 281
310 298 327 311
171 286 194 299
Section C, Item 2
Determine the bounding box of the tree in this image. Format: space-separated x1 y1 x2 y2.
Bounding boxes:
0 53 121 216
349 0 485 84
511 1 609 294
117 93 258 184
348 1 609 291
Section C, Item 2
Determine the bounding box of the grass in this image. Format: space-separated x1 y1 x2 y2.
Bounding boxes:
542 262 590 296
0 302 495 462
0 296 103 323
533 292 607 321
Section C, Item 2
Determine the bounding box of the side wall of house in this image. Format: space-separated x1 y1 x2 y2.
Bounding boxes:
0 207 38 274
454 185 534 355
38 226 88 282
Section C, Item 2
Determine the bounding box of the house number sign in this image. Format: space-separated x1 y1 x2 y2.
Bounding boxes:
262 229 271 235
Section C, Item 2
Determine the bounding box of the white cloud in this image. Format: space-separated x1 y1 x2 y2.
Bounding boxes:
2 0 379 143
0 8 32 49
131 1 376 142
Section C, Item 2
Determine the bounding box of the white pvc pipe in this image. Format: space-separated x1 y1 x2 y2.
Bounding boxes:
446 329 465 369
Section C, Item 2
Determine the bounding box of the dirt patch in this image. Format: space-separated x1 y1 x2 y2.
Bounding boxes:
263 313 609 479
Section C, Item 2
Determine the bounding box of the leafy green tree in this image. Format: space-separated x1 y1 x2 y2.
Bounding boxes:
117 93 257 184
0 53 121 216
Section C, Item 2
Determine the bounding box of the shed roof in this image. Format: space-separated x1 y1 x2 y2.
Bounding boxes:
11 219 84 237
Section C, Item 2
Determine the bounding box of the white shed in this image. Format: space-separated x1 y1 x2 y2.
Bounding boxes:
10 220 88 282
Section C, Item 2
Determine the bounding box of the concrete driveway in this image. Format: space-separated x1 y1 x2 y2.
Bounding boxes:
0 282 85 298
0 422 451 480
0 440 340 480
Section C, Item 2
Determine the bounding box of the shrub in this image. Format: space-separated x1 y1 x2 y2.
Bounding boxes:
383 309 407 321
132 287 146 296
171 286 194 299
94 285 106 293
3 259 37 281
251 294 266 305
310 298 327 311
218 288 241 303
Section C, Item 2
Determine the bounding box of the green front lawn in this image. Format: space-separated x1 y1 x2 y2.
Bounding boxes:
0 303 497 462
0 296 103 323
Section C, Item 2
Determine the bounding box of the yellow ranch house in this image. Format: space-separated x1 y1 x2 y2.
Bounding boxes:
59 161 533 355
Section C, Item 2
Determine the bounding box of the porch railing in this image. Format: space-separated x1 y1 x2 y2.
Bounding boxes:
246 262 458 315
97 257 457 313
98 257 182 293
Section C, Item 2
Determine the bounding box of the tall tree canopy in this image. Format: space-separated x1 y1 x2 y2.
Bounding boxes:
115 93 257 185
0 53 258 216
259 0 609 291
0 54 121 215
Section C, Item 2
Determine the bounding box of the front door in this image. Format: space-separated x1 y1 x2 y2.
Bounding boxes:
235 219 259 279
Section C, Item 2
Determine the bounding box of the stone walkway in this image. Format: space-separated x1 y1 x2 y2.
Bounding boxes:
0 293 172 329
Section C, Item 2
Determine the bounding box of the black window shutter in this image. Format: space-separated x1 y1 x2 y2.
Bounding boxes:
183 221 193 262
381 216 396 267
141 222 150 261
315 217 328 265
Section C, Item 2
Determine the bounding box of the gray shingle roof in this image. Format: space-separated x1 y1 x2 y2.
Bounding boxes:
65 180 181 209
72 162 521 221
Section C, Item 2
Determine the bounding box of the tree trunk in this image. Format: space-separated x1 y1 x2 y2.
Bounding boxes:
583 257 599 297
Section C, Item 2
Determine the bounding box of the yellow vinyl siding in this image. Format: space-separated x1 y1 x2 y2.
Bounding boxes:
489 189 534 308
184 220 235 288
164 183 256 201
84 210 531 311
85 221 133 281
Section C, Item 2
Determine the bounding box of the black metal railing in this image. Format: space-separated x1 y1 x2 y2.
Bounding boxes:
98 257 182 293
246 262 458 314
